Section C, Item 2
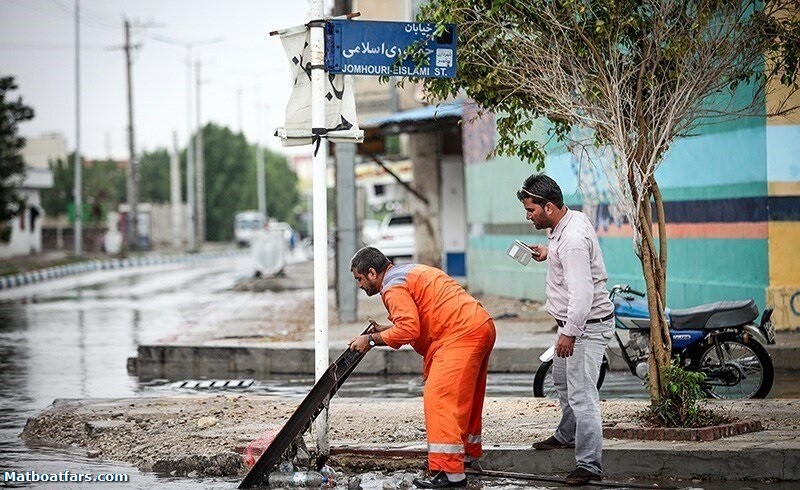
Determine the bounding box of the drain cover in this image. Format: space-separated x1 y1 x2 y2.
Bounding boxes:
173 379 255 390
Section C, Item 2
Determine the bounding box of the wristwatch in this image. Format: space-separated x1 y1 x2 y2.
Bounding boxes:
368 334 377 347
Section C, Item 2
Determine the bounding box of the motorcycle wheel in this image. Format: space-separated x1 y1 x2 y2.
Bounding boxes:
532 355 608 398
697 334 774 399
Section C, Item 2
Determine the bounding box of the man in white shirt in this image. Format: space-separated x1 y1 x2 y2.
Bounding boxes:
517 173 614 486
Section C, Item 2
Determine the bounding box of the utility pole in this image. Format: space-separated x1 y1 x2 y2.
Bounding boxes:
170 131 182 248
195 61 206 246
124 18 139 251
185 46 196 251
310 0 329 457
73 0 82 257
333 0 358 323
256 82 267 218
236 87 243 134
256 146 267 218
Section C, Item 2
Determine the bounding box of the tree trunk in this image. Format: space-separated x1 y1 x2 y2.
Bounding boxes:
636 185 672 403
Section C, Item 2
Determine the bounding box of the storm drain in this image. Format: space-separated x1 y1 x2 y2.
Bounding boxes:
173 379 256 390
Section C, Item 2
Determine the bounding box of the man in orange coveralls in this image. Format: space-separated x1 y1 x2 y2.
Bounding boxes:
348 246 496 489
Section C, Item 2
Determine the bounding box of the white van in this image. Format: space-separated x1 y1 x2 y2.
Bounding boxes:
234 211 266 247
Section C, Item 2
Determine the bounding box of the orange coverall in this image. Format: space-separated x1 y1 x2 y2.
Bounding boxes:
379 264 496 473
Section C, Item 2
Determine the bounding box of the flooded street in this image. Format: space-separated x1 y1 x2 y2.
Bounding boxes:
0 257 253 488
1 254 798 489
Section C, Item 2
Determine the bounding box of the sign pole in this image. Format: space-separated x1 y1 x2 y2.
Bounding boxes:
309 0 329 457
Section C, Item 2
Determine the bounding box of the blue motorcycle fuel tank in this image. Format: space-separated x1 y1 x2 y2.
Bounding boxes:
613 297 671 321
614 297 652 319
613 297 671 330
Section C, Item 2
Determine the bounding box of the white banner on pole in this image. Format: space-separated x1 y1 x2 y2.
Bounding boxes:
276 25 364 146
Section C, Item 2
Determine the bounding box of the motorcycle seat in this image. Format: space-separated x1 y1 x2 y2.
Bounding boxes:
669 299 758 330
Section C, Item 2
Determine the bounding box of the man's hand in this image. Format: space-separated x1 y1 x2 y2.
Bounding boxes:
531 244 548 262
348 334 371 353
367 318 392 333
555 334 576 358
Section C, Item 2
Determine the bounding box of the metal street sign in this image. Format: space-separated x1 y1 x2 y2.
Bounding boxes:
325 19 457 78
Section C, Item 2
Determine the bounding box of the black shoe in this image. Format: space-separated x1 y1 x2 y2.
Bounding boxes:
413 471 467 488
464 459 482 471
531 435 574 450
564 467 601 486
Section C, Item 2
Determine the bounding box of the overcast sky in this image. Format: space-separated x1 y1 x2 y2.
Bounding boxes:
0 0 329 160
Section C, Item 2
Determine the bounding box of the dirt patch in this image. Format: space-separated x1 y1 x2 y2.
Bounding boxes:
21 396 798 478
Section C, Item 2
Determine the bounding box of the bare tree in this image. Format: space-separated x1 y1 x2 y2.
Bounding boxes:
420 0 800 401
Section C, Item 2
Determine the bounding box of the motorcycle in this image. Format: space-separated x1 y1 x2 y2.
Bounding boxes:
533 284 776 399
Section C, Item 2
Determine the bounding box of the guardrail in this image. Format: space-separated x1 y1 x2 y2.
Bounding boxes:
0 249 248 290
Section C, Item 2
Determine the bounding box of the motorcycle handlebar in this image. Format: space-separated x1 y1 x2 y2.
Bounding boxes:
611 284 646 297
626 287 646 297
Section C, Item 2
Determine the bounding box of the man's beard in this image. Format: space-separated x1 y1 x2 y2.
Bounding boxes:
531 218 550 230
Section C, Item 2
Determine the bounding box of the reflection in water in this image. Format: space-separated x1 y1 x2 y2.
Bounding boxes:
78 309 87 398
0 259 265 489
0 301 32 435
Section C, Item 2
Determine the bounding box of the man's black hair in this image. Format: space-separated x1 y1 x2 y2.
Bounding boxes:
516 173 564 208
351 246 392 275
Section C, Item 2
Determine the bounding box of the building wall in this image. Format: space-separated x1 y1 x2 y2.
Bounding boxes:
766 86 800 329
465 112 798 327
0 167 53 258
21 133 67 169
0 189 45 259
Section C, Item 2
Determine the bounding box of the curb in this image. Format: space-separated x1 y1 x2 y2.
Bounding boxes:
603 420 763 442
0 250 248 291
129 345 543 380
130 343 800 380
330 442 800 481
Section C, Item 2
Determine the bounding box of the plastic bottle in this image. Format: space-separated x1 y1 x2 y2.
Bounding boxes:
268 471 324 488
320 465 336 486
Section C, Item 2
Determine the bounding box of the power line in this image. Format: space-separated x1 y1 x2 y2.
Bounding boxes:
2 0 118 31
48 0 117 27
0 43 109 51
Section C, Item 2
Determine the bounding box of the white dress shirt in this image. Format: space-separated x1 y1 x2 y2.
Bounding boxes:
545 209 615 337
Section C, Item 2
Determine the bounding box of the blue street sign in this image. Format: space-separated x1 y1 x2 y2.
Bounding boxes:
325 19 456 78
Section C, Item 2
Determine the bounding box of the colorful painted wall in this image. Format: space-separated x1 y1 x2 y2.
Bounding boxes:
465 112 800 330
766 89 800 329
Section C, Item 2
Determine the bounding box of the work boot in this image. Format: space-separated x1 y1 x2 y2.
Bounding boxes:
464 459 482 471
564 467 601 486
412 470 467 488
531 435 574 450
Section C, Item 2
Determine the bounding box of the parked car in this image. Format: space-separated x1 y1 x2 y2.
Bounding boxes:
360 218 381 246
371 212 414 261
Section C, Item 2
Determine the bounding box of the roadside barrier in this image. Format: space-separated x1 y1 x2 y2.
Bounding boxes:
0 250 248 291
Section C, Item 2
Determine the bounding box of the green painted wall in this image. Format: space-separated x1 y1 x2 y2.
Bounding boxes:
465 117 770 311
469 233 768 311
